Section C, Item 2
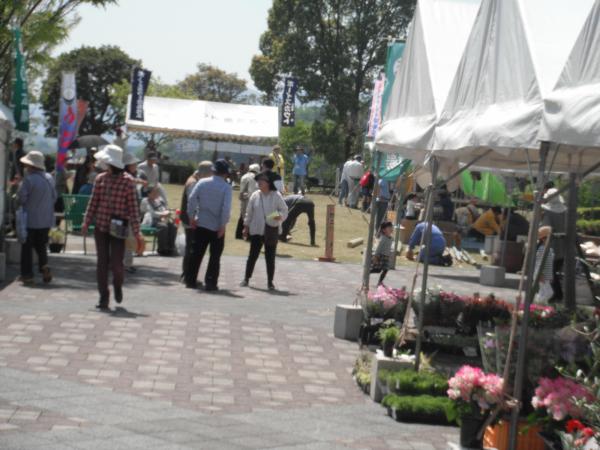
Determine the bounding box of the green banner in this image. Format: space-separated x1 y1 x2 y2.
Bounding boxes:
461 170 513 206
378 41 406 180
12 27 29 132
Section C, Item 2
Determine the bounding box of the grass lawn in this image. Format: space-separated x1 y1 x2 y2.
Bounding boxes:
163 183 386 265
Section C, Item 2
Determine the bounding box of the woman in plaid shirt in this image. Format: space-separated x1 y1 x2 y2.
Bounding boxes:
83 145 143 310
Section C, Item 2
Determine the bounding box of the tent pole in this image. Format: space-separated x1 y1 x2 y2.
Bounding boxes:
500 206 511 267
508 141 550 450
414 156 439 372
361 151 382 292
390 174 406 270
564 173 578 311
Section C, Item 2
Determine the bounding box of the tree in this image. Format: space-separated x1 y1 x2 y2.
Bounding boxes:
178 63 248 103
0 0 116 104
40 45 139 136
250 0 415 160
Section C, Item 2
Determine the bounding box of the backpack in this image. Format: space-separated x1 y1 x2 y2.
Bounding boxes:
359 171 372 188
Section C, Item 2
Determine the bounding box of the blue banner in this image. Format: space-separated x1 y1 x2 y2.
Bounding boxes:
129 67 152 121
12 27 29 132
281 77 298 127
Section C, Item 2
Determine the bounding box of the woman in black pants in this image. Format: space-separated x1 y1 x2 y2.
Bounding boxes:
240 172 288 290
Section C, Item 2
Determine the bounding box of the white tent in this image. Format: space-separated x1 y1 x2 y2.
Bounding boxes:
434 0 596 173
126 96 279 143
376 0 481 164
539 0 600 155
376 0 482 190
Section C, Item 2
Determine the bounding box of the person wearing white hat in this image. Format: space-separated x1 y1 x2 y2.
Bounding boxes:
541 188 567 303
235 163 261 239
82 145 144 310
17 150 57 285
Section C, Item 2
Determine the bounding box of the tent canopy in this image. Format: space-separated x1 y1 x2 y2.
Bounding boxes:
539 0 600 152
433 0 597 173
376 0 481 163
126 96 279 143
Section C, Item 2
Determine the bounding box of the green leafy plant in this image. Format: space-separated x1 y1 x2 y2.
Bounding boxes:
352 351 372 393
382 394 457 425
377 325 400 344
379 369 449 397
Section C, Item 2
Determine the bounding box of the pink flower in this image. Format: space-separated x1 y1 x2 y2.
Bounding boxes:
447 365 504 410
531 377 596 421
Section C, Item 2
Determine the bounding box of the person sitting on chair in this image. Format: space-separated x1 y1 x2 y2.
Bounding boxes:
140 187 176 256
280 195 316 246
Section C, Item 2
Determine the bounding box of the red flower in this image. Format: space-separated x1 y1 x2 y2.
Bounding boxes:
566 419 585 433
582 427 595 438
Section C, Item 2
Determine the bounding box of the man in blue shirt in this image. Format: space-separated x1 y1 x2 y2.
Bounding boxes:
375 178 391 230
406 222 448 266
292 146 310 195
185 159 232 290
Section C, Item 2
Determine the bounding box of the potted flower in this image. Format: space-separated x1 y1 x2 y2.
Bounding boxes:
447 365 504 449
531 376 597 450
48 228 65 253
377 324 400 358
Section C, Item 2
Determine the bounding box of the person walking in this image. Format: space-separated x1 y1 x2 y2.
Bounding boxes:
17 151 57 285
82 145 143 310
338 157 351 206
240 172 288 290
235 163 260 239
292 146 310 195
541 188 567 303
371 221 394 286
180 161 213 282
346 155 364 209
185 159 232 291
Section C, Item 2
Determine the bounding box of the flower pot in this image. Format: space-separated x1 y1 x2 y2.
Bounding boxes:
48 243 63 253
382 340 394 357
460 414 487 449
538 431 562 450
483 420 545 450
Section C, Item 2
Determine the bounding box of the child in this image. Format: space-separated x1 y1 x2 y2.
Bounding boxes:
371 221 394 285
535 226 554 303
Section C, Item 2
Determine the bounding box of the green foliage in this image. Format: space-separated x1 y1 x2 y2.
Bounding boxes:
311 120 346 166
577 207 600 221
376 325 400 344
378 369 449 396
0 1 116 103
577 219 600 236
40 45 139 136
382 394 457 425
178 63 247 103
250 0 415 159
352 351 372 392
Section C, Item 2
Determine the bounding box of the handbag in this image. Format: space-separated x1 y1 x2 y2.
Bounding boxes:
107 177 129 240
261 195 280 246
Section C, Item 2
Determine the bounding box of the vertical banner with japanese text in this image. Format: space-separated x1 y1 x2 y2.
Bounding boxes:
12 27 29 132
366 75 385 138
281 77 298 127
56 72 77 172
129 67 152 121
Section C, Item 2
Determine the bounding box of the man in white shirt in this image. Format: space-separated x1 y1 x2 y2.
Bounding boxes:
137 151 167 201
338 158 352 206
346 155 364 209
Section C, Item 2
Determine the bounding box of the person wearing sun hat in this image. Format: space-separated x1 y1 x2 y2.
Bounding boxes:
17 150 57 285
82 145 144 310
541 188 567 303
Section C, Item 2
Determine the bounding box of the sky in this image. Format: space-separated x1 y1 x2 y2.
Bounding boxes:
54 0 273 86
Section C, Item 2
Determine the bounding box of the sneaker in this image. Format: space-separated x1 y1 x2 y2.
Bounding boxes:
17 275 35 285
115 286 123 304
95 302 110 312
41 266 52 283
268 283 276 291
239 279 249 287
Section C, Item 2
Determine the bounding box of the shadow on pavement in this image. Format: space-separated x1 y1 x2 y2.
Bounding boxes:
249 286 296 297
430 272 521 290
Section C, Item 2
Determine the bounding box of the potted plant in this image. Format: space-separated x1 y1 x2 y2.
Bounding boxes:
377 324 400 358
447 365 504 449
48 228 65 253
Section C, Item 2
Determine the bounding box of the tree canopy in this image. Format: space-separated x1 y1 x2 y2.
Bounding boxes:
0 0 116 104
178 63 248 103
250 0 415 162
40 45 139 136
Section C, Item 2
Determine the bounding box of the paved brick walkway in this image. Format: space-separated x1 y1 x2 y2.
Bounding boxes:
0 253 520 449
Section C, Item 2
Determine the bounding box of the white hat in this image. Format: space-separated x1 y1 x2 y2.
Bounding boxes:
542 188 567 214
249 163 261 173
20 151 46 171
122 152 139 165
94 144 124 169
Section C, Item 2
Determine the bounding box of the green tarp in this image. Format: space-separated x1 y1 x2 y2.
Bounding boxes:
461 170 512 206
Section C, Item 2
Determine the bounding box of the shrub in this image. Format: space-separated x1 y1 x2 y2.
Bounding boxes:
379 369 449 396
382 394 456 425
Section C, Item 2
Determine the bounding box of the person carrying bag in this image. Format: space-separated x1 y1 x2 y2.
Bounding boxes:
240 172 288 291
